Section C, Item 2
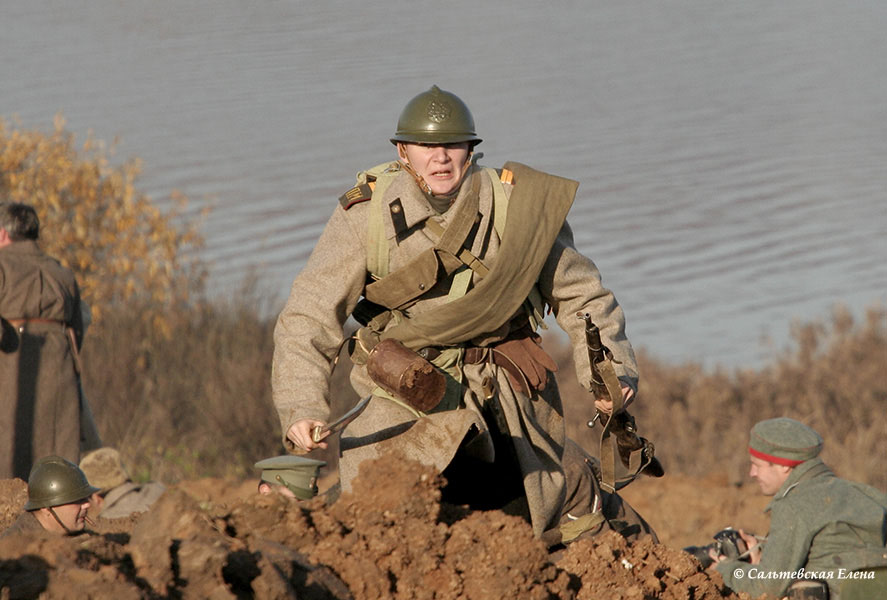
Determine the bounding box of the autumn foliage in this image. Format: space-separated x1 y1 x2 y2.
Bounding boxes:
0 116 205 330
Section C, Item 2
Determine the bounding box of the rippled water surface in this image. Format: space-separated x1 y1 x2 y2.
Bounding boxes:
4 1 886 368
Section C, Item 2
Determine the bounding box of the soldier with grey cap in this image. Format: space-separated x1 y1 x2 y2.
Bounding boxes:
1 455 98 539
710 417 887 599
272 85 655 548
254 455 326 500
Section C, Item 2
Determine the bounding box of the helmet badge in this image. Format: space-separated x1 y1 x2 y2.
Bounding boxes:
426 99 451 124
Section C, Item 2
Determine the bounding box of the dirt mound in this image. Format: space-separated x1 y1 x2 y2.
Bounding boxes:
559 532 732 600
1 458 753 599
620 472 770 550
0 478 27 531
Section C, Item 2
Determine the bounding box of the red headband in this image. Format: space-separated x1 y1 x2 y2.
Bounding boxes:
749 447 804 467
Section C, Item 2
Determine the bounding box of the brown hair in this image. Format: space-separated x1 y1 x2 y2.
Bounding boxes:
0 202 40 241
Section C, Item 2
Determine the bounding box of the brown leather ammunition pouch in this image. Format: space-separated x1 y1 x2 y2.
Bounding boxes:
463 324 558 396
365 338 446 412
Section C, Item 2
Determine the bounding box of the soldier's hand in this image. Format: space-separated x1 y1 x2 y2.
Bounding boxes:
706 547 725 569
738 529 761 564
594 385 635 415
287 419 329 452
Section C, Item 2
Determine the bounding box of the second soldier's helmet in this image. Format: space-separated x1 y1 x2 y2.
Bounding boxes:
24 455 99 511
390 85 482 146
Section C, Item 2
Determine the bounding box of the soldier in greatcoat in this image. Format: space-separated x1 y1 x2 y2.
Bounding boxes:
272 86 654 547
0 201 101 480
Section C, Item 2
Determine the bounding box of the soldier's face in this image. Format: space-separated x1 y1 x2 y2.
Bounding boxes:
86 492 104 519
42 498 91 533
748 456 792 495
398 142 471 195
258 481 297 499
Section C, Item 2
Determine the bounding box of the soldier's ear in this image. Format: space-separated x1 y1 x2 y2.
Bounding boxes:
396 143 409 163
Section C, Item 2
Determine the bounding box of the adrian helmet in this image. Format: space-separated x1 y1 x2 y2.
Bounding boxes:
391 85 482 146
24 456 99 511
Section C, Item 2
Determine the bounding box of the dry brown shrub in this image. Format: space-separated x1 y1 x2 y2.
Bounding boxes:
80 290 283 483
0 116 205 334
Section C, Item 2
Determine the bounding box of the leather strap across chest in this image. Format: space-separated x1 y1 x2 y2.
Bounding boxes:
379 161 577 350
363 171 485 310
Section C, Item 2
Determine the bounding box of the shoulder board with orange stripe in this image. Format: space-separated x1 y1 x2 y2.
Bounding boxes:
500 168 514 185
338 181 376 210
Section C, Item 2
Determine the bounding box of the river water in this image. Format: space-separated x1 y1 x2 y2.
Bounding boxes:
4 1 886 369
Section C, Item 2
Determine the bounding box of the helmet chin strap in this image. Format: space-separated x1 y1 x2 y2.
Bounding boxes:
48 507 74 534
400 159 434 196
398 144 474 199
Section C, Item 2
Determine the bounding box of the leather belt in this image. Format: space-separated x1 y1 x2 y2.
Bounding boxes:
463 346 529 395
4 318 80 373
6 318 65 329
417 345 521 380
416 345 526 391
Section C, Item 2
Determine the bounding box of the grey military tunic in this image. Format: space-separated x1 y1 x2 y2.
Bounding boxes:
717 459 887 599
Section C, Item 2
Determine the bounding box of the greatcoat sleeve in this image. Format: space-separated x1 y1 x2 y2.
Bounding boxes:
716 503 812 598
537 220 639 393
271 204 368 448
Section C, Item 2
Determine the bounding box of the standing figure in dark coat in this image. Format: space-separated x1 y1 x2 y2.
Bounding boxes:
0 201 101 480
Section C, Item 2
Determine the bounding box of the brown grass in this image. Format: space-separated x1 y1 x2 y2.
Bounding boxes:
82 295 886 492
81 291 281 482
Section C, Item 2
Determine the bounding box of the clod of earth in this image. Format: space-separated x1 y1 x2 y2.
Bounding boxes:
1 458 749 599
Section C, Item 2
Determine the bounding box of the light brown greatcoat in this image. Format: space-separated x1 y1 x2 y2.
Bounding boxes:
272 163 638 536
0 240 98 480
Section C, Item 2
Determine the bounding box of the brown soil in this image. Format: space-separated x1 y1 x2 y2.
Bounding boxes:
0 459 769 599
